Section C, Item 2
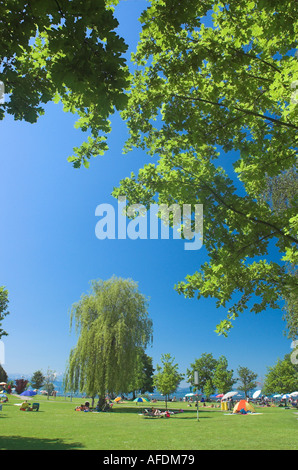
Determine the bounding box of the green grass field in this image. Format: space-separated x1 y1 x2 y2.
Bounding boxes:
0 395 297 450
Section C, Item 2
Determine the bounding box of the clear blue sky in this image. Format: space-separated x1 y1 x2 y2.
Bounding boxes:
0 0 292 387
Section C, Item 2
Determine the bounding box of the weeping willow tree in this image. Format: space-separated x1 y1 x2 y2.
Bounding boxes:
64 277 153 403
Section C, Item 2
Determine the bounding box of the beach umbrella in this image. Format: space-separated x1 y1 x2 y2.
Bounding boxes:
290 391 298 397
222 391 239 400
282 394 290 399
0 382 6 386
273 394 282 398
114 397 121 402
216 394 224 398
133 397 150 403
185 393 196 397
252 390 262 399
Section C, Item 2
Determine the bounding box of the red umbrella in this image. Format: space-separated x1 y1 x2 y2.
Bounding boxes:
216 394 224 398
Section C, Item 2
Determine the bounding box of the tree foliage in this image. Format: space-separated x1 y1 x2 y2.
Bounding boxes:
31 370 45 390
236 366 258 397
283 289 298 340
213 355 236 394
64 277 153 399
0 286 9 339
43 368 56 399
14 378 28 394
2 1 297 335
0 0 129 168
187 352 235 394
263 354 298 394
262 168 298 339
0 364 8 384
112 0 298 335
187 353 218 393
129 349 155 397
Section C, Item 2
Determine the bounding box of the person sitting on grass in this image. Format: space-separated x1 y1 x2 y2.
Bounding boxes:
20 401 32 411
83 402 91 412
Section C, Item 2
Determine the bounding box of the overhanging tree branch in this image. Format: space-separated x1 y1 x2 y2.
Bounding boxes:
171 94 298 131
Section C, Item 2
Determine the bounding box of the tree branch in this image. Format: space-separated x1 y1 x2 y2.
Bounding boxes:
139 171 298 246
171 94 298 131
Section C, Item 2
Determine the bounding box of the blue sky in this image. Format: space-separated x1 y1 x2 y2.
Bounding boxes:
0 0 293 387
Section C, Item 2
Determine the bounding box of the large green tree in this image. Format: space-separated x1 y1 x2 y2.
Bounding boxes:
213 355 236 394
187 353 235 396
112 0 298 335
64 277 153 402
263 354 298 395
0 0 129 168
129 349 155 398
187 353 218 393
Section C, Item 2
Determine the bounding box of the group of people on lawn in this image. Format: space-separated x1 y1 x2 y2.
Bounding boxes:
75 400 113 412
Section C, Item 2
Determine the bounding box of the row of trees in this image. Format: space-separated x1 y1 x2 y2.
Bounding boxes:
2 275 298 399
0 366 57 397
30 369 57 398
155 352 298 402
62 277 298 403
1 277 297 402
2 349 297 404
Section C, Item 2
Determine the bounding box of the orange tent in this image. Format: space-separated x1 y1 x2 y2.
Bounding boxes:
233 400 255 414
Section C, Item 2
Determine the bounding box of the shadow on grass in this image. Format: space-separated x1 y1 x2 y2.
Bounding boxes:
113 407 215 420
175 415 213 420
113 407 196 415
0 435 85 450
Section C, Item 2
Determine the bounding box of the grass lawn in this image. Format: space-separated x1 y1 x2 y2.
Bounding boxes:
0 395 297 450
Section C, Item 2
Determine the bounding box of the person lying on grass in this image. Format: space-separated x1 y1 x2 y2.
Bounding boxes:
143 408 184 417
